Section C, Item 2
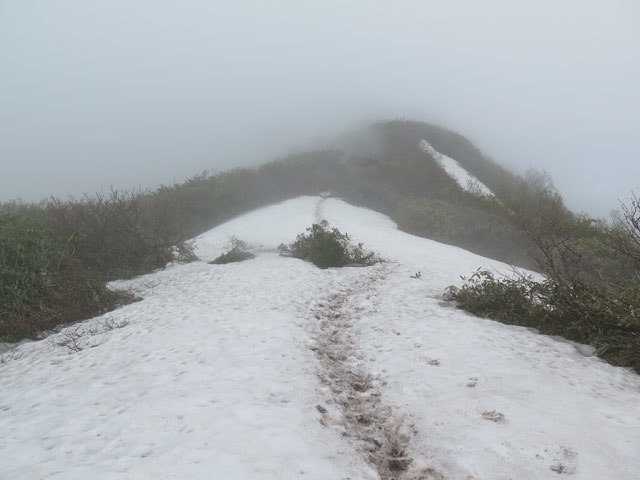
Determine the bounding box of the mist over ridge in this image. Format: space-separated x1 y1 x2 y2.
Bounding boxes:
1 0 638 218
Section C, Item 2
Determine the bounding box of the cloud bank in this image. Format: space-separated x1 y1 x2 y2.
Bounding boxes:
1 0 638 217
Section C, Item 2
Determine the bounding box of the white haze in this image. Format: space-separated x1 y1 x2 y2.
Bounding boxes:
1 0 638 218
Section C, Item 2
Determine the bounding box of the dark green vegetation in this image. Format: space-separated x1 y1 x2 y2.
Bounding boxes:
0 214 125 340
447 181 640 372
447 270 640 372
278 220 380 269
209 237 256 265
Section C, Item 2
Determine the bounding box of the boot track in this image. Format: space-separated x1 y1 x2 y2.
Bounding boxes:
309 267 443 480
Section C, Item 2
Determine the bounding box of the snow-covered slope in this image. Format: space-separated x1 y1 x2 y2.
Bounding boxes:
1 196 639 479
419 139 494 197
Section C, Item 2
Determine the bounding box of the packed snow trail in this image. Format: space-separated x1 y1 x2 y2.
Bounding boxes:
1 196 639 479
309 265 442 479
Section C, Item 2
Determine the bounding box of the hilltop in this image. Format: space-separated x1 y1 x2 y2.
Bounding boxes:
1 120 530 342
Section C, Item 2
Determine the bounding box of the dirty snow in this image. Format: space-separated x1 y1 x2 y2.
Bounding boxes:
1 196 639 479
419 139 494 197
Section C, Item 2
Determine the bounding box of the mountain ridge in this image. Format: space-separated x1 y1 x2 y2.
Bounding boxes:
3 196 638 479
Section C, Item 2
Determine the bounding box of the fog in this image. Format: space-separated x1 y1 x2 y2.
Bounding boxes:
1 0 638 218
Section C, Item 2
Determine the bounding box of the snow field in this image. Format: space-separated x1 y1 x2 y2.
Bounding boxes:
322 197 640 478
1 196 639 479
0 198 376 479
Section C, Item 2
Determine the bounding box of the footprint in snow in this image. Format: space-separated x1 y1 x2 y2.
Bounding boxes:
481 410 505 423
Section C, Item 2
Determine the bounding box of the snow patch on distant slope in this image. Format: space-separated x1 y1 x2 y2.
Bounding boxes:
419 139 494 197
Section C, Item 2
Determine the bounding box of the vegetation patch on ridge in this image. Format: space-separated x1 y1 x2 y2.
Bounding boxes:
0 213 129 341
447 176 640 373
447 270 640 372
278 220 381 269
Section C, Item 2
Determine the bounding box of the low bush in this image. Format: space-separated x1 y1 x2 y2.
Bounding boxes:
446 269 640 372
279 220 381 269
44 189 198 280
209 237 256 265
0 213 128 341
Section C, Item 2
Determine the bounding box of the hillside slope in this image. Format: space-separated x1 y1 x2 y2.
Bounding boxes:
1 197 638 479
1 120 536 343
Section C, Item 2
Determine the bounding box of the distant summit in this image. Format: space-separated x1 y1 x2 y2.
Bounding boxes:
270 119 528 265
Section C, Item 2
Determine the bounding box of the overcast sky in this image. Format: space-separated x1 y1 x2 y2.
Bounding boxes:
1 0 638 218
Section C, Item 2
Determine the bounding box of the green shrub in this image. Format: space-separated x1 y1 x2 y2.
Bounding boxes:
279 220 381 269
0 214 126 341
173 240 199 263
210 236 256 264
44 189 198 280
446 269 640 372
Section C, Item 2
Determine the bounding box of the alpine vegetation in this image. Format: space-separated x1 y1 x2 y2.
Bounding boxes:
209 236 256 265
448 183 640 372
278 220 381 269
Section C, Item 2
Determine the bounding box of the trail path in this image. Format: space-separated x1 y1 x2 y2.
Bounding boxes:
307 264 446 480
311 198 439 479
